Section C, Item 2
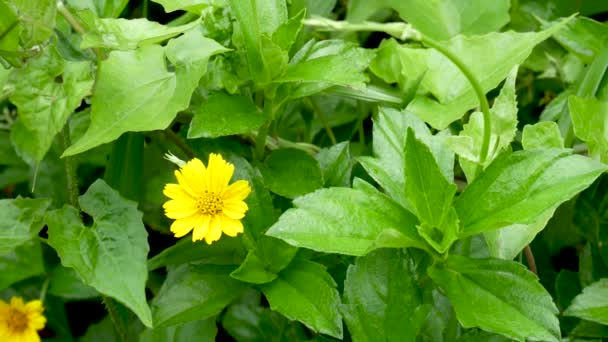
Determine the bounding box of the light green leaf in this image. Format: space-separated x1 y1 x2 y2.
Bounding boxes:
405 129 458 252
272 8 305 52
402 21 569 129
569 96 608 163
522 121 564 150
342 249 429 342
5 0 55 48
188 92 267 139
9 45 93 162
45 180 152 327
66 0 129 18
80 12 199 50
261 259 342 338
316 141 352 187
544 17 608 63
0 240 44 290
151 264 247 327
429 256 560 341
0 197 50 256
139 318 217 342
565 278 608 325
151 0 224 14
455 149 608 236
259 148 323 199
266 187 426 256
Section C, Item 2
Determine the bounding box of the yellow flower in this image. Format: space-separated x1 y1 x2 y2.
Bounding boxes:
0 297 46 342
163 153 251 244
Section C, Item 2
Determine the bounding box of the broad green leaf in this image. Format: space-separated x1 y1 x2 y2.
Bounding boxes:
64 32 228 156
259 148 323 199
0 2 19 62
569 96 608 163
544 17 608 63
230 236 297 284
188 92 267 139
522 122 564 150
358 107 452 210
228 0 287 84
429 256 560 341
266 187 426 256
445 65 518 180
565 278 608 325
80 12 199 50
0 240 44 290
405 128 458 252
401 21 569 129
147 236 246 271
342 249 429 342
9 46 93 162
222 302 308 342
151 264 247 327
45 180 152 327
151 0 224 14
316 141 352 187
0 197 50 256
455 149 608 236
48 265 99 300
66 0 129 18
4 0 55 49
261 259 342 338
140 318 217 342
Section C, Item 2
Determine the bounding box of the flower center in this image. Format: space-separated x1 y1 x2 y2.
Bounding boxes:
6 308 28 333
196 190 223 215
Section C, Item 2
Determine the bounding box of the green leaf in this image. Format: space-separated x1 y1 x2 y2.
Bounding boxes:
261 259 342 338
401 21 569 129
48 265 99 300
316 141 352 187
544 17 608 63
565 278 608 325
230 236 297 284
569 96 608 163
522 121 564 150
228 0 287 84
151 264 247 327
5 0 55 49
9 45 93 162
45 180 152 327
272 9 305 52
455 149 608 236
405 128 458 253
0 240 44 290
266 187 426 256
0 197 50 256
139 318 217 342
80 12 199 50
147 236 246 271
342 249 429 342
259 148 323 199
428 256 560 341
66 0 130 18
445 65 518 180
188 92 267 139
150 0 223 14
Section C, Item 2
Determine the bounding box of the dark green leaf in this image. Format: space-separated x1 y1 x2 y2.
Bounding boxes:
48 265 99 300
259 148 323 198
429 256 560 341
46 180 152 327
261 259 342 338
140 317 217 342
230 236 297 284
0 241 44 290
0 197 50 256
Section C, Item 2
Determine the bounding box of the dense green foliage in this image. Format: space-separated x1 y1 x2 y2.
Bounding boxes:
1 0 608 341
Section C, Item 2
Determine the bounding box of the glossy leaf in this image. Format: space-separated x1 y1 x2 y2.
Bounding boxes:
0 197 49 256
569 96 608 163
188 92 267 139
45 180 152 327
565 278 608 325
261 259 342 338
151 264 247 327
342 249 429 342
259 148 323 199
455 149 608 236
266 187 426 256
429 256 560 341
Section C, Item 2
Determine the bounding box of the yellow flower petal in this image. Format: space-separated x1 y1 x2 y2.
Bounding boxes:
222 201 248 219
207 153 235 192
175 170 198 197
204 215 223 244
222 217 244 237
192 215 211 242
223 180 251 201
170 215 199 238
180 158 208 193
163 199 198 219
163 183 193 201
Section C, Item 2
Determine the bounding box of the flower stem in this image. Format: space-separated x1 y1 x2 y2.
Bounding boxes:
164 129 194 159
524 245 538 275
60 125 80 209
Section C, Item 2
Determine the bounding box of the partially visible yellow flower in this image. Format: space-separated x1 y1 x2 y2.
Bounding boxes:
163 153 251 244
0 297 46 342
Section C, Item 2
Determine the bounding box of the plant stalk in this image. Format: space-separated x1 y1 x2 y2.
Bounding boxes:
60 126 80 209
306 97 337 145
524 245 538 275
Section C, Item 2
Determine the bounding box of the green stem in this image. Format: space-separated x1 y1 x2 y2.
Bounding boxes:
255 122 270 160
164 129 194 159
39 278 50 302
420 36 492 177
60 126 80 209
306 98 337 145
